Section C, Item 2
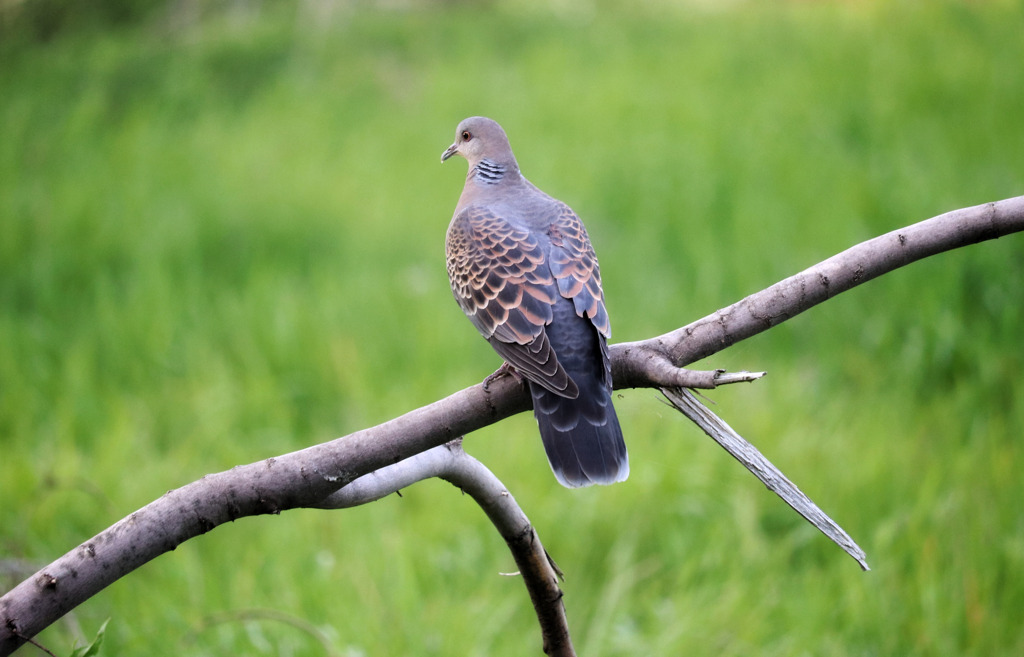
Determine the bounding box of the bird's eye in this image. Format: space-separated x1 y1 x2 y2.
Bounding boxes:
461 130 472 141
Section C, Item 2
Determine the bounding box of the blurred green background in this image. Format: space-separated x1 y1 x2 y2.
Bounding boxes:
2 0 1023 655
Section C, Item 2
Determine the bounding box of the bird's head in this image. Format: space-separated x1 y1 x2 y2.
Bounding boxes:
441 116 516 168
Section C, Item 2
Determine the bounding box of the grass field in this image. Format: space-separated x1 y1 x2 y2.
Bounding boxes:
2 1 1023 655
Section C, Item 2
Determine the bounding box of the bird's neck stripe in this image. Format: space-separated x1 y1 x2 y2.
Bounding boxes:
472 159 507 185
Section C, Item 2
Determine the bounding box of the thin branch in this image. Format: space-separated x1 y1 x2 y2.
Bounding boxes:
2 196 1022 655
661 387 869 570
301 440 576 656
713 370 766 385
434 442 574 657
611 196 1024 381
311 443 462 510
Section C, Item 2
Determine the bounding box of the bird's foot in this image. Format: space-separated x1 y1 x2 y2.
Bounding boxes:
483 362 523 391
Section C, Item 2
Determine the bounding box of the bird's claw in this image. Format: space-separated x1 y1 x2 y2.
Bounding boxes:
483 362 523 391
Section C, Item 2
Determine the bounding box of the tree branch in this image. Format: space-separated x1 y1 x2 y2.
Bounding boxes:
435 443 575 657
314 440 575 656
662 387 869 570
2 196 1022 655
611 196 1024 379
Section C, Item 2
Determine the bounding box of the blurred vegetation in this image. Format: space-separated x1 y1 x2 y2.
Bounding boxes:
2 0 1023 655
0 0 164 41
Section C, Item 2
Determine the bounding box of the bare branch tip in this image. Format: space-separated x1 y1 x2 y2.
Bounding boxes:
713 370 767 385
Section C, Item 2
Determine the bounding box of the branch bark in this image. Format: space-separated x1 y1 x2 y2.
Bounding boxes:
434 442 575 657
611 196 1024 379
2 196 1022 656
314 440 575 656
662 387 869 569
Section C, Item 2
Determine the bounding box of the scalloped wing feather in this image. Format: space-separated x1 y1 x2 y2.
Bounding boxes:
547 204 610 338
447 207 577 396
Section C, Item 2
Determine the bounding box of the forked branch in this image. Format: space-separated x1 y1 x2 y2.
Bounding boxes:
314 440 575 657
611 196 1024 379
1 196 1022 656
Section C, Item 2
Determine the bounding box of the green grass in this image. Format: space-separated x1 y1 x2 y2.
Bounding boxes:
2 1 1024 655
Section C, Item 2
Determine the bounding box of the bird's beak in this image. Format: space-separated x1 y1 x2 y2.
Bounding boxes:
441 142 459 163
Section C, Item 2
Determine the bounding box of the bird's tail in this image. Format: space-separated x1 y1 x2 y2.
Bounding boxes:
530 378 629 488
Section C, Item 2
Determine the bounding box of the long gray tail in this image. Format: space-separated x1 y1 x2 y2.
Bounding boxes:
529 302 628 488
531 378 628 487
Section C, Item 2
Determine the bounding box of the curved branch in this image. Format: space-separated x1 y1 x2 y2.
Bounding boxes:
2 196 1022 655
317 441 575 656
662 387 869 570
611 196 1024 383
0 377 533 656
434 443 574 657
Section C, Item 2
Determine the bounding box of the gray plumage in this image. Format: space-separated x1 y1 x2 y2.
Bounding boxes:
441 116 628 488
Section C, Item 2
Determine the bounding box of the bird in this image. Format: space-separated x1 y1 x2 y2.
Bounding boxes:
441 116 628 488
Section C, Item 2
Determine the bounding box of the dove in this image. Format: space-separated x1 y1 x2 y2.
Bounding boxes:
441 116 628 488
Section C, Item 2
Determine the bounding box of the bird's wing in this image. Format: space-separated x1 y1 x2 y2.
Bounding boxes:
546 203 610 338
446 206 577 397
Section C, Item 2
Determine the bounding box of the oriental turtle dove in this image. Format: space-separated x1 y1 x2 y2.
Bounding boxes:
441 116 628 488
